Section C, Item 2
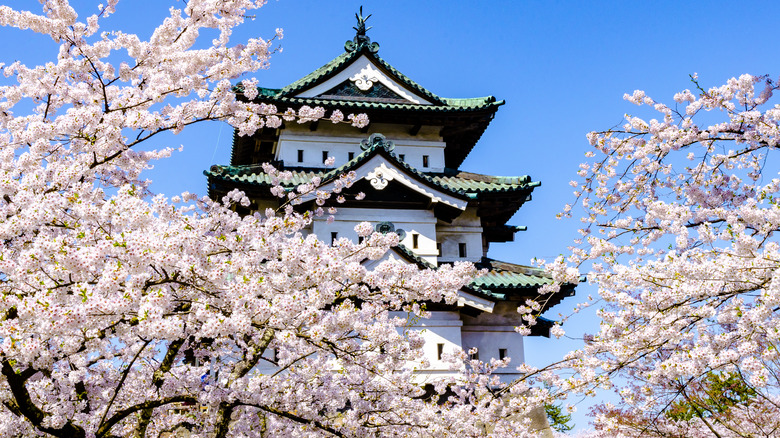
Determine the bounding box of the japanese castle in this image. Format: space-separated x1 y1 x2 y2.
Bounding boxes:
205 14 574 381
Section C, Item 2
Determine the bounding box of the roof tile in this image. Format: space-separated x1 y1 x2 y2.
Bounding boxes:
207 144 538 198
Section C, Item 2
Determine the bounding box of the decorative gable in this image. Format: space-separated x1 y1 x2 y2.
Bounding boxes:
300 152 467 211
320 79 408 103
293 55 433 105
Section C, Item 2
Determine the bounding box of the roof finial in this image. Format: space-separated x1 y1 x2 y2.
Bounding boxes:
345 6 379 53
354 6 372 36
360 133 394 152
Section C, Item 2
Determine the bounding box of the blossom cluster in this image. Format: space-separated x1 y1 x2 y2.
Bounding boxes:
0 2 554 437
550 72 780 436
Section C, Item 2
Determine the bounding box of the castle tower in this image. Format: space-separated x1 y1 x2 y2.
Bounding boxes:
206 13 574 381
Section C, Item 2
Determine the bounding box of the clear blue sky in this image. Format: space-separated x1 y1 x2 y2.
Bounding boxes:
3 0 780 430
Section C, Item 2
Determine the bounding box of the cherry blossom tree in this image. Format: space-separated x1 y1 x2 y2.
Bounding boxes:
0 1 555 437
550 73 780 436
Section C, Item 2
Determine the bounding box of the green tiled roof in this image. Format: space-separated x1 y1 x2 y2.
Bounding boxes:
250 92 501 113
273 46 448 105
207 142 538 200
391 246 506 302
237 43 503 113
391 246 565 336
392 244 437 270
429 171 539 194
209 168 320 187
472 259 553 290
230 41 505 170
207 165 535 199
391 247 555 300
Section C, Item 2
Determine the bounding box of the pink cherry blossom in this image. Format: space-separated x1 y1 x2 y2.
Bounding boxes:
0 2 558 437
552 73 780 436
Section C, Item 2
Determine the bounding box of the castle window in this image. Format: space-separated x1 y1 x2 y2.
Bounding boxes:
322 150 329 163
297 149 304 162
348 151 355 160
499 348 507 360
422 155 429 168
412 233 419 249
331 232 338 245
437 343 444 360
469 349 479 361
458 243 467 258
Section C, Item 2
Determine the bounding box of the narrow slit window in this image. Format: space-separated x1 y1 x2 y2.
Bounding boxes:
458 243 467 258
322 150 329 163
499 348 507 360
437 243 442 256
437 343 444 360
348 151 355 160
331 232 338 245
399 154 405 162
422 155 429 168
297 149 304 162
469 349 479 361
412 233 419 249
358 236 365 244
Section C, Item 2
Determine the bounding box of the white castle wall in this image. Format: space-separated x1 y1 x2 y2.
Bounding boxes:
391 309 525 383
436 207 484 262
276 123 446 172
312 208 438 263
249 122 529 385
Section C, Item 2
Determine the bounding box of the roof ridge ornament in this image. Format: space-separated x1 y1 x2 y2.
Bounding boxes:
360 133 394 152
345 6 379 53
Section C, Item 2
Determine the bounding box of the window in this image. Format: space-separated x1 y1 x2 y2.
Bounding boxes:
358 236 365 244
437 343 444 360
458 243 467 258
348 151 355 160
297 149 304 162
422 155 429 168
469 349 479 361
399 154 405 162
322 150 329 163
331 232 338 245
499 348 507 360
412 233 419 249
437 243 442 256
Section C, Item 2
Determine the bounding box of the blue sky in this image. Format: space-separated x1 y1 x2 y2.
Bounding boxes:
4 0 780 430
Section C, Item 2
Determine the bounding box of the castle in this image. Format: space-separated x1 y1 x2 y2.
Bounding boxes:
205 12 574 381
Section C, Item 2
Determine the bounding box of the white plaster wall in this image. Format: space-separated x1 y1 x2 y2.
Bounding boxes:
461 327 525 368
461 301 526 381
389 310 464 381
437 208 484 262
276 124 446 172
447 207 482 228
436 229 483 263
285 121 443 142
311 208 439 263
